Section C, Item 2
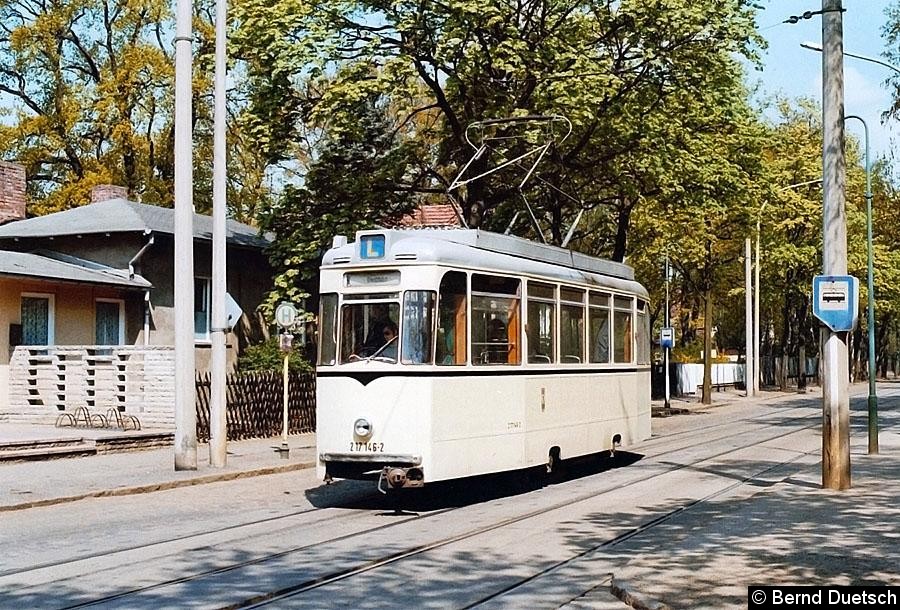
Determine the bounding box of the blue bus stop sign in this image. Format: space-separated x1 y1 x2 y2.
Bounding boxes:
660 327 675 349
812 275 859 332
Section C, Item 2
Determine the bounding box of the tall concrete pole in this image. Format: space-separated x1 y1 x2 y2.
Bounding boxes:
745 238 753 397
209 0 228 467
821 0 850 490
754 216 761 394
174 0 197 470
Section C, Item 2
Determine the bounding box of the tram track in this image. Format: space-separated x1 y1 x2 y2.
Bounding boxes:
231 410 826 608
11 402 826 609
8 397 820 586
238 403 898 608
12 395 891 609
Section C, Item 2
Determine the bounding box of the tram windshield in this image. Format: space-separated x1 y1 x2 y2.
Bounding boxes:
340 299 401 362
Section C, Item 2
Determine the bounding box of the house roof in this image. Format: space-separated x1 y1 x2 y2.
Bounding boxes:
0 250 152 289
0 198 270 249
396 204 462 228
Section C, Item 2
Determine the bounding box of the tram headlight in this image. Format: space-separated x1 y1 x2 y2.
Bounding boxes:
354 418 373 438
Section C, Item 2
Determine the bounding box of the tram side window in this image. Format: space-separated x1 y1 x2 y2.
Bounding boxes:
613 296 633 364
340 298 401 363
560 287 585 364
318 293 338 366
471 274 520 365
527 282 555 364
636 300 651 365
589 292 611 364
436 271 467 366
402 291 436 365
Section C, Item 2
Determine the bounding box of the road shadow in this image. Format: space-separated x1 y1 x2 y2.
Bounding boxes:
304 451 644 512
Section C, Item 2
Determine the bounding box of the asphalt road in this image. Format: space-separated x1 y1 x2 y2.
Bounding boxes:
2 390 892 609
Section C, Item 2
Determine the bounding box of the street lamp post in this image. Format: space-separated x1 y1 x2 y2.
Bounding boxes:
754 179 822 397
844 115 878 454
801 40 891 454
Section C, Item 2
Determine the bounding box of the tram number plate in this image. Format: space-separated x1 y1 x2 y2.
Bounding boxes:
350 441 384 452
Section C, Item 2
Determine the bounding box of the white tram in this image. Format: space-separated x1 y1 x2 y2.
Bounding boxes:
315 228 651 491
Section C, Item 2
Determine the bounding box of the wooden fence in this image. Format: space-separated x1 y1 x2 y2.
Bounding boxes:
195 371 316 441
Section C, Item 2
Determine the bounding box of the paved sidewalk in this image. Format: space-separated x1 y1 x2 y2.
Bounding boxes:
611 430 900 609
0 428 317 511
617 383 900 609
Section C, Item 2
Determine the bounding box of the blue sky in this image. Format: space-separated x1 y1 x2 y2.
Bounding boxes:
751 0 898 163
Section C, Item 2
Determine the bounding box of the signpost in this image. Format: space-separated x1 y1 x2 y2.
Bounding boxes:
661 326 674 412
275 302 298 459
275 302 299 330
660 327 675 349
812 275 859 332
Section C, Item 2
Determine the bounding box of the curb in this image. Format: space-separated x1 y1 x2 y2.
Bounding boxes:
0 460 316 513
611 577 671 610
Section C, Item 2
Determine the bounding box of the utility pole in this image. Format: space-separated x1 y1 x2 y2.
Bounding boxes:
745 238 753 397
664 253 671 411
754 221 761 395
821 0 850 489
209 0 228 467
174 0 197 470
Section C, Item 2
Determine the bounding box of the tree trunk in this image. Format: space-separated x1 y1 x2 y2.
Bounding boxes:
611 201 632 263
797 295 810 391
798 342 807 392
778 297 791 392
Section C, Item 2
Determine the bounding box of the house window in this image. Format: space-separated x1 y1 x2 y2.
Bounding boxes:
195 278 210 340
96 299 125 345
21 293 55 345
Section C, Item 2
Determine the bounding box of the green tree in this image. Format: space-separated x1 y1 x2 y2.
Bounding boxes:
257 95 419 318
0 0 271 218
234 0 763 252
0 0 173 211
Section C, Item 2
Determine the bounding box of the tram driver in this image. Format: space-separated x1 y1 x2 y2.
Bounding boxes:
380 322 399 361
361 303 392 355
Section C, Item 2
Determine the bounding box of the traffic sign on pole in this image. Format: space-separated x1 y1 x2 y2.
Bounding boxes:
812 275 859 332
660 327 675 349
275 302 298 329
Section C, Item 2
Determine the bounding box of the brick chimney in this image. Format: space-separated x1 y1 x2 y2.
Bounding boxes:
0 161 27 224
91 184 129 203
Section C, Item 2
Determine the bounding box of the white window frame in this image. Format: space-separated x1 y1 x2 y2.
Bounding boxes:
194 276 211 343
95 298 125 345
21 292 55 345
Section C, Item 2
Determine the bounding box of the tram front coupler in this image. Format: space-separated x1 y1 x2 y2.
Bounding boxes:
377 466 425 494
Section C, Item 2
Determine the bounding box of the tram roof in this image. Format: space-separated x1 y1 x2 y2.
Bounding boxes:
323 229 647 296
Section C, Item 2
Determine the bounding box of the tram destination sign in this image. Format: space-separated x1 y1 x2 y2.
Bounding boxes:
812 275 859 332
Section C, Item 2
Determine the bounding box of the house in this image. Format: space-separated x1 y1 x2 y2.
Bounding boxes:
0 161 273 427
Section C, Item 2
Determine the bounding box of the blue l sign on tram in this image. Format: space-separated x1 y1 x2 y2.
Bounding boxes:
360 234 386 259
812 275 859 332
